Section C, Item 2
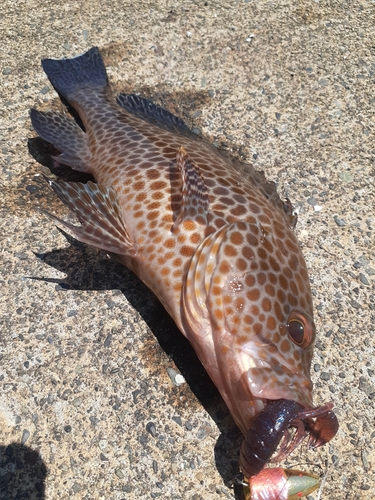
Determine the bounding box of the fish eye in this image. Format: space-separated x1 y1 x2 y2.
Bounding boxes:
286 310 315 348
287 319 305 345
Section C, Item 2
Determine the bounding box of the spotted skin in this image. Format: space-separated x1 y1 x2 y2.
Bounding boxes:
31 47 317 436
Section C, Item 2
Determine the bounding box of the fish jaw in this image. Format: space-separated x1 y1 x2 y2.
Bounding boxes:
239 344 314 409
182 220 316 435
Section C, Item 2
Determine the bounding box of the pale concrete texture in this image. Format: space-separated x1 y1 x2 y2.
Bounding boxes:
1 1 374 499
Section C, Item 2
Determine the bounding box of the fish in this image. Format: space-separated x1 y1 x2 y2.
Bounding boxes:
30 47 338 493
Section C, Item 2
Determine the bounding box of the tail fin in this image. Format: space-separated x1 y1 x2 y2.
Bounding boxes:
41 47 108 101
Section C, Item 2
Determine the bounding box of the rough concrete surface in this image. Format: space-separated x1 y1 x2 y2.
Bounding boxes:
1 1 374 499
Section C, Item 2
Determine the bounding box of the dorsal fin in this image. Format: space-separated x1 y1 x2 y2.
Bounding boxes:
117 93 295 228
173 147 209 230
44 179 135 255
220 150 298 230
244 165 297 230
116 94 191 135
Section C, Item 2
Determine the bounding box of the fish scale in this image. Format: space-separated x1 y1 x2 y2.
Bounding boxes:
31 47 317 438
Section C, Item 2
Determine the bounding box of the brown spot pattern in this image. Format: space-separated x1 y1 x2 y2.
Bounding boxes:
34 48 316 436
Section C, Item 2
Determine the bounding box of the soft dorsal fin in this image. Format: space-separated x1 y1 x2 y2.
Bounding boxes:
173 147 209 230
116 94 191 136
44 179 135 255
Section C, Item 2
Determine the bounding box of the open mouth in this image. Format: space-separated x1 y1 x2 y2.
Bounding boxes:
246 361 313 408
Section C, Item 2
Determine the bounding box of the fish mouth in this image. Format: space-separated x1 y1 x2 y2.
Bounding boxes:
246 360 313 409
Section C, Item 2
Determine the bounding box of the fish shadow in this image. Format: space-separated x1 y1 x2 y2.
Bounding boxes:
0 443 47 500
28 135 244 497
32 228 244 499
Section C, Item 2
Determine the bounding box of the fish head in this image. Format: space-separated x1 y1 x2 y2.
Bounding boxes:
239 308 316 409
184 218 316 430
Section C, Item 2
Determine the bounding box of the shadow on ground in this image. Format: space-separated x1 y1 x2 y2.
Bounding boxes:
0 443 47 500
32 229 245 499
27 132 246 498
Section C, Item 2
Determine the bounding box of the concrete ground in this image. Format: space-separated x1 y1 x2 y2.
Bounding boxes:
1 0 374 499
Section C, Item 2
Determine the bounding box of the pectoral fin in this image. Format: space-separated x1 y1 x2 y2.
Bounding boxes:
173 146 209 230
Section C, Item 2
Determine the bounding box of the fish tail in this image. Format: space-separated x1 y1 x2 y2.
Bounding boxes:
41 47 108 102
30 48 108 172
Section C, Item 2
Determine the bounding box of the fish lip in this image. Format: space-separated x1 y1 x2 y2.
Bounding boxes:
238 337 314 408
246 357 314 408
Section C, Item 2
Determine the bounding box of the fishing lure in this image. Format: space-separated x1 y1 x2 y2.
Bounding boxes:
240 467 321 500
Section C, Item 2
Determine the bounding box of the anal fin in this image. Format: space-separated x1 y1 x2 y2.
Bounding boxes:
173 147 209 230
44 179 135 256
30 109 91 172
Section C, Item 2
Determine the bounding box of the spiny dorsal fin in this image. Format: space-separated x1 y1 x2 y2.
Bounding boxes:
227 153 298 230
173 146 209 230
44 179 135 255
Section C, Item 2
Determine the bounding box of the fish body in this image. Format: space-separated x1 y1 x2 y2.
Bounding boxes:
31 47 317 436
